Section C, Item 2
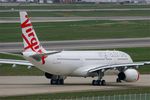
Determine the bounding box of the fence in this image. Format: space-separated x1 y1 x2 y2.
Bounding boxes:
56 93 150 100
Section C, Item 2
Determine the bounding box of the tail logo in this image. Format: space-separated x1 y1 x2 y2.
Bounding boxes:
21 15 47 64
21 15 40 52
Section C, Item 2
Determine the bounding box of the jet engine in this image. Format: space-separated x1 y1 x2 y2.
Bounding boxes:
118 69 139 82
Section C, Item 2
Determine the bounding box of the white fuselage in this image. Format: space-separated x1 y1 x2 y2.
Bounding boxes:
25 50 133 77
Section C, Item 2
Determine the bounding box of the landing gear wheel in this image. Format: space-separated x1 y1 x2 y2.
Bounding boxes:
56 79 60 85
92 80 106 86
101 80 106 86
92 80 96 85
51 79 57 85
59 79 64 85
97 80 101 85
51 79 64 85
116 78 121 83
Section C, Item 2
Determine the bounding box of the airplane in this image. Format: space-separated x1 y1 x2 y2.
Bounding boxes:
0 11 150 86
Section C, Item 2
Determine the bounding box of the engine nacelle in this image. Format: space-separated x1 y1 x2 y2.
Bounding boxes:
118 69 139 82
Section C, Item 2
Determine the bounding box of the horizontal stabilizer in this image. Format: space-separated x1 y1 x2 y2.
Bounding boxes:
30 51 61 61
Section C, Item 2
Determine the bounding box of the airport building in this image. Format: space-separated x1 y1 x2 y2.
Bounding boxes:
0 0 53 3
52 0 150 3
80 0 150 3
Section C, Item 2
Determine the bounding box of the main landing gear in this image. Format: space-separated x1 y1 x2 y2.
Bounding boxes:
116 78 122 83
92 71 106 86
92 80 106 86
50 75 65 85
116 71 125 83
51 79 64 85
45 73 65 85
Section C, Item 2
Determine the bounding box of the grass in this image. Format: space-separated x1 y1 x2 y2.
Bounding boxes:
1 10 150 17
0 65 43 76
0 20 150 42
0 47 150 76
0 87 150 100
117 48 150 61
0 4 150 10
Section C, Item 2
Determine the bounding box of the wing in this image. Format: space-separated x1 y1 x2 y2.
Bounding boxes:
88 62 150 73
0 59 33 66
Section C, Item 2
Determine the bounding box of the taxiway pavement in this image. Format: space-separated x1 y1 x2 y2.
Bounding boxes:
1 16 150 23
0 75 150 97
1 38 150 52
1 8 150 12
